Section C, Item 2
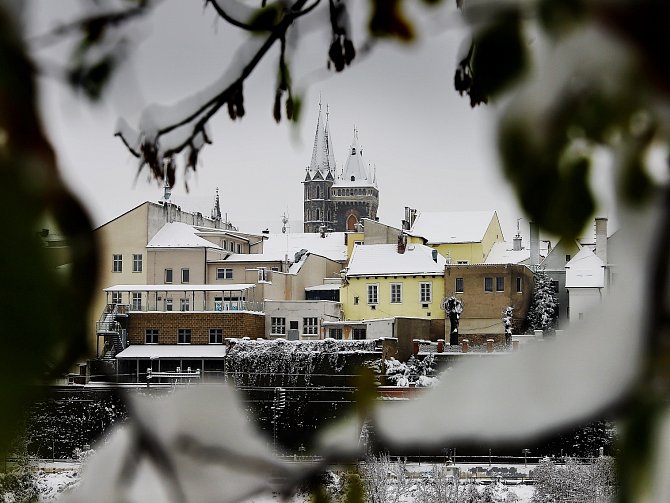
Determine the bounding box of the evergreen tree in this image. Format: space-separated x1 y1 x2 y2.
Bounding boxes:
526 271 558 334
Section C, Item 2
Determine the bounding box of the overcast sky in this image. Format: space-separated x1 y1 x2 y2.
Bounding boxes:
28 1 565 241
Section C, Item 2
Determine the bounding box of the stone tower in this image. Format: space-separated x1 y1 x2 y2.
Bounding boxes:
303 106 379 233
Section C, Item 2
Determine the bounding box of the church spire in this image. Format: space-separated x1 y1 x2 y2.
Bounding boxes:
211 187 222 221
309 102 335 175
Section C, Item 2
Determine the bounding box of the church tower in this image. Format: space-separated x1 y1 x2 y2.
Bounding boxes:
302 105 379 233
331 129 379 231
303 103 336 233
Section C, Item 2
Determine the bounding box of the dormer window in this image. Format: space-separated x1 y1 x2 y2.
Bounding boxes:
351 175 355 182
352 147 356 155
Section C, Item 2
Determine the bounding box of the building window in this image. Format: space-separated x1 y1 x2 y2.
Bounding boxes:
390 283 402 304
178 329 191 344
455 277 464 293
258 268 269 282
209 328 223 344
578 312 584 320
484 277 493 292
237 244 242 254
457 260 469 265
516 277 522 293
352 328 367 340
367 284 378 305
180 298 190 311
566 254 571 262
496 277 505 292
217 268 233 280
271 267 279 272
551 280 559 293
165 268 173 284
132 254 142 273
271 317 286 335
164 298 173 311
303 317 318 335
330 328 343 340
145 329 159 344
354 296 359 305
131 292 142 310
111 291 122 304
112 254 122 272
420 282 432 303
181 268 190 284
354 240 363 246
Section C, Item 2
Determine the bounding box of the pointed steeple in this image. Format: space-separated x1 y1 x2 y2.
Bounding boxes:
211 187 222 221
337 128 372 185
309 101 335 176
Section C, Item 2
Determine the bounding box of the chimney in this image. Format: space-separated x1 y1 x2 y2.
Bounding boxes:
530 221 540 268
595 217 608 265
403 207 417 231
513 233 522 252
397 234 407 254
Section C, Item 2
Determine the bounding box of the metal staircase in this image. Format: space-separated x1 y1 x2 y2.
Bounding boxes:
96 304 129 359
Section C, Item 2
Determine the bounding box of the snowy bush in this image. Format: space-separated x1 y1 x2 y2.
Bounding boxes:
532 457 617 503
384 354 437 387
526 272 558 334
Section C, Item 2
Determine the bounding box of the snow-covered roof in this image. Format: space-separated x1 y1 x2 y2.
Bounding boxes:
485 242 530 265
305 283 340 291
409 210 499 244
147 222 223 250
485 240 549 264
116 345 226 359
346 243 446 277
565 247 605 288
212 253 286 263
104 284 255 292
262 232 347 263
333 131 375 187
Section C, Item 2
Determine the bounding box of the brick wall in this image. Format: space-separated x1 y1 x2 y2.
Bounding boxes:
127 312 265 344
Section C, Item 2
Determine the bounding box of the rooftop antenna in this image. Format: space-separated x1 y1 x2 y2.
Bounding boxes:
281 211 289 234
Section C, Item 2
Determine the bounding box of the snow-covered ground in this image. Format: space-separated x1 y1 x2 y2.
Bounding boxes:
32 461 535 502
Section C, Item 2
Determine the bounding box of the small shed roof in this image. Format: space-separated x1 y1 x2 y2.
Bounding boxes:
305 284 340 291
263 232 347 263
147 222 223 250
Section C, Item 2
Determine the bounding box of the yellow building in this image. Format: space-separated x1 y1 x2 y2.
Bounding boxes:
341 242 446 321
407 210 504 264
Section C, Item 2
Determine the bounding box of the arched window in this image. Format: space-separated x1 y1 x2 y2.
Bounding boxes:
315 208 320 221
316 185 322 199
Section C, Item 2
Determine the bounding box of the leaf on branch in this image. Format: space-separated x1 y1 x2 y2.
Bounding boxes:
537 0 587 36
248 3 284 32
273 90 282 123
67 54 116 101
499 119 595 239
368 0 414 41
456 8 528 107
328 0 356 73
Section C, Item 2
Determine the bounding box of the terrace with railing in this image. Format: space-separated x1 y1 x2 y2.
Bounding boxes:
102 284 263 312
